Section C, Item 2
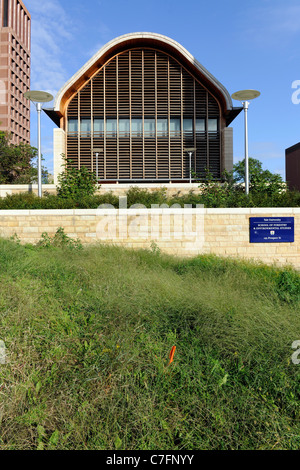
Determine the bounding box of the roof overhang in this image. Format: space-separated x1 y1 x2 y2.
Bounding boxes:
49 32 241 125
43 108 61 127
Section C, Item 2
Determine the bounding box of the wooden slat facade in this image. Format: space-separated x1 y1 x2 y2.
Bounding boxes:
66 48 222 181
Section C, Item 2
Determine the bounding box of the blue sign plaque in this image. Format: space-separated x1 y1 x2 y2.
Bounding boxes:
250 217 294 243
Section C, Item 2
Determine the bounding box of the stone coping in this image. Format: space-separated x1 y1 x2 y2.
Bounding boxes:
0 183 200 190
0 208 299 216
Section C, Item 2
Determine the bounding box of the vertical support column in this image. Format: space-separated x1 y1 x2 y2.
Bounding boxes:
103 66 106 179
193 79 196 178
206 91 209 172
78 91 81 169
36 102 42 197
91 78 94 172
8 0 13 28
12 0 16 32
180 66 183 179
219 116 222 178
129 50 132 179
53 128 66 185
155 51 158 179
27 18 31 51
142 49 145 179
168 56 171 180
243 100 249 195
116 55 119 180
20 7 24 45
24 11 27 49
16 1 20 38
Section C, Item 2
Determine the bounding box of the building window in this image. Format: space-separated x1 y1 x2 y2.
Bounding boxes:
3 0 8 27
208 118 218 132
94 118 104 134
157 118 168 136
183 118 193 134
170 118 181 134
106 118 117 137
196 119 205 132
131 118 142 136
67 116 219 138
80 118 91 134
119 118 130 136
144 118 155 137
68 119 78 133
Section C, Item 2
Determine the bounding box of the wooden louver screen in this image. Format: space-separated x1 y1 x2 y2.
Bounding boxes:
66 48 222 180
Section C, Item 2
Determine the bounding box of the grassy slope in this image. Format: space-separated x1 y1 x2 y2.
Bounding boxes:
0 238 299 450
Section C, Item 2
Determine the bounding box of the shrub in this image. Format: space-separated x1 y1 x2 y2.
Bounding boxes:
125 186 168 207
36 227 83 250
56 159 99 199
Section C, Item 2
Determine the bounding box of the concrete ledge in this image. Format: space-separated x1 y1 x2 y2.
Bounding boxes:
0 207 299 215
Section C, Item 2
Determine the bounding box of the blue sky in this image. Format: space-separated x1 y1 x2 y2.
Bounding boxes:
25 0 300 180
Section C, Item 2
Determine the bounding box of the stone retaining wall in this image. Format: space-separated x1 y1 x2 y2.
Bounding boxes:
0 207 299 269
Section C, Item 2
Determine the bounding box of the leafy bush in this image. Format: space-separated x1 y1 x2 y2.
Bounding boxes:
125 186 168 207
36 227 82 250
56 159 99 199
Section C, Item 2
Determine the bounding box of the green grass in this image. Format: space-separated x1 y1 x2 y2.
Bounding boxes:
0 235 299 450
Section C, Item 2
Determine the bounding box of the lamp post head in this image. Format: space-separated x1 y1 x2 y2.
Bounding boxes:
24 90 53 103
231 90 260 102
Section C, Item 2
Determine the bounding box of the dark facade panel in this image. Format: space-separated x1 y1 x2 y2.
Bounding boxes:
286 142 300 191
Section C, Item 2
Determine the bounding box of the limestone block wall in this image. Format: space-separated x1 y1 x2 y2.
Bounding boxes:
0 183 201 198
0 207 299 269
0 185 57 197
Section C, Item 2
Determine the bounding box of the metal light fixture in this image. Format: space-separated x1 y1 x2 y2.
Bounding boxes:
24 90 53 197
231 90 260 195
184 147 196 184
93 148 103 182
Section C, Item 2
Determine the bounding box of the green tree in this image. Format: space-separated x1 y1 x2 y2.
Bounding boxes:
56 157 99 199
0 130 39 184
233 158 285 194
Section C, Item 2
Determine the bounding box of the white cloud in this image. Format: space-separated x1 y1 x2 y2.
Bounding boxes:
26 0 74 98
24 0 76 171
241 2 300 48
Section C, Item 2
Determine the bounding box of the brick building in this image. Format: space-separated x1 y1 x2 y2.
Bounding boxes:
0 0 31 144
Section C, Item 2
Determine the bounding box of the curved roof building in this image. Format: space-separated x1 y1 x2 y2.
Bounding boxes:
46 32 242 184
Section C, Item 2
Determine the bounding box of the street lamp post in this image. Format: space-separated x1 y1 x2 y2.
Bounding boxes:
184 148 196 184
231 89 260 195
24 90 53 197
93 148 103 182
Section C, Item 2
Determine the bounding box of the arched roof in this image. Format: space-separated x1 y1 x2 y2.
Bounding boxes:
46 32 242 126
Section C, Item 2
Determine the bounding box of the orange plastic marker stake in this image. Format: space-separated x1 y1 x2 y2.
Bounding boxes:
169 346 176 365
